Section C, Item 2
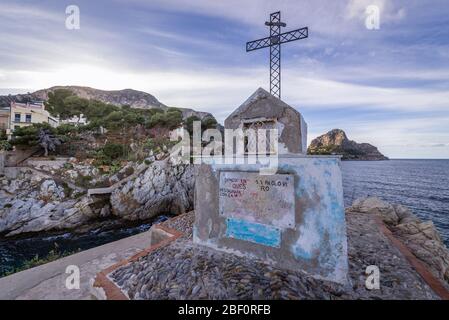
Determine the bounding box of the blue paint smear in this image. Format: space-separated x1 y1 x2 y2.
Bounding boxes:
226 218 281 248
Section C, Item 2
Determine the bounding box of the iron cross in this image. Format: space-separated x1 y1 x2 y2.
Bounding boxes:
246 11 308 99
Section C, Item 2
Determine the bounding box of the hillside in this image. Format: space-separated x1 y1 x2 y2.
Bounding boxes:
308 129 388 160
33 86 166 109
0 86 211 119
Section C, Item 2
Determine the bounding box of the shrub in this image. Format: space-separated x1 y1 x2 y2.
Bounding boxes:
0 140 12 151
102 142 127 160
56 124 78 135
124 166 134 176
63 162 74 170
75 174 93 188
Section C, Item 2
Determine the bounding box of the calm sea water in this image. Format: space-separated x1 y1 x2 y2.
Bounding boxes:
1 159 448 277
341 159 449 246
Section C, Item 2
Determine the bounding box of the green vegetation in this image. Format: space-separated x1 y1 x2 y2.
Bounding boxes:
9 89 218 171
45 89 184 132
92 142 129 166
2 246 80 277
307 144 365 160
75 174 93 188
0 140 12 151
308 144 340 155
10 123 51 147
184 115 217 135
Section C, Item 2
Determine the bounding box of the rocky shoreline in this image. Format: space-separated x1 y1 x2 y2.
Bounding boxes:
106 198 449 300
2 155 449 299
0 156 192 238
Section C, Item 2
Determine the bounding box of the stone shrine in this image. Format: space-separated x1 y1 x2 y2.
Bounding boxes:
224 88 307 154
193 88 348 284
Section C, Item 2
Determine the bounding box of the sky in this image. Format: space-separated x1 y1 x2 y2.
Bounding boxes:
0 0 449 159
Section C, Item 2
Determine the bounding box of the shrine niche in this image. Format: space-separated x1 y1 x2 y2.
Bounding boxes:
224 88 308 155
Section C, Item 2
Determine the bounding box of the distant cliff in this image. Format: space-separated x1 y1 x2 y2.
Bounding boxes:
308 129 388 160
0 86 212 119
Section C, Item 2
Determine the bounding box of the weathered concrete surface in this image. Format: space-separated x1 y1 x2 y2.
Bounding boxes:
224 88 308 154
194 155 348 284
0 229 154 300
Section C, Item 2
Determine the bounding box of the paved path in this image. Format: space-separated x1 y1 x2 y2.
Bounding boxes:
0 230 154 300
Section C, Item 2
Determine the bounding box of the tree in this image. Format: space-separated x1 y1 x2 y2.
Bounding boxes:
184 115 200 135
102 142 127 160
202 116 218 130
11 123 51 146
45 89 75 118
38 129 61 157
147 112 167 128
62 96 89 118
165 109 183 130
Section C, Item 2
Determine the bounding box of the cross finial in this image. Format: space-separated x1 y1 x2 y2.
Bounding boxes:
246 11 308 99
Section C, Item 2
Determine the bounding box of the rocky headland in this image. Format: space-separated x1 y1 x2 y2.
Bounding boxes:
308 129 388 160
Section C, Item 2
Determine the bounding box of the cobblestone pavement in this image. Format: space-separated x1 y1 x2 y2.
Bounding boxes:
109 211 439 300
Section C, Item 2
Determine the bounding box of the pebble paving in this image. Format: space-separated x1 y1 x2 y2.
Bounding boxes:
109 211 439 300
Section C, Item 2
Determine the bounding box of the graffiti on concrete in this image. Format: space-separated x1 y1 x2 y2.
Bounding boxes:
219 171 295 229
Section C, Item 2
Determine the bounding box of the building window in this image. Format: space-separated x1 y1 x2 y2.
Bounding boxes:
14 113 21 123
26 114 32 123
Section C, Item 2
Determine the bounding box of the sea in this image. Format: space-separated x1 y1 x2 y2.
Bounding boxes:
0 159 448 277
341 159 449 246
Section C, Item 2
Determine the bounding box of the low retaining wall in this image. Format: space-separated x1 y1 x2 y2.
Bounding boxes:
92 221 184 300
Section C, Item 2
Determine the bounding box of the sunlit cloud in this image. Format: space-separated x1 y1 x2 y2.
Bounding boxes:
0 0 448 158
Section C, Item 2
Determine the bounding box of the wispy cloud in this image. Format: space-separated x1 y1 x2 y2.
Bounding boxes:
0 0 448 158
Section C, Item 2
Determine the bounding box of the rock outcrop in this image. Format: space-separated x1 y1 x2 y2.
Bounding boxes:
0 158 194 237
110 157 194 220
0 168 95 237
348 197 449 285
308 129 388 160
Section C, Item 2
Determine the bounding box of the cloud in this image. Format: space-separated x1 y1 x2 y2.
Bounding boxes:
0 2 62 22
345 0 406 23
0 0 448 159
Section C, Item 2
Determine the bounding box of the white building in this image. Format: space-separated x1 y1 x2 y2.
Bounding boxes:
59 114 89 126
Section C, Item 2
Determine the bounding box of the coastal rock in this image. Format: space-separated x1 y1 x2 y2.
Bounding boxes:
39 180 65 201
308 129 388 160
349 197 449 285
0 196 93 237
0 169 95 236
350 197 399 225
0 156 195 236
110 157 194 220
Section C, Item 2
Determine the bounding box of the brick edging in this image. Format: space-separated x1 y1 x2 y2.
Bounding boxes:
374 216 449 300
92 225 184 300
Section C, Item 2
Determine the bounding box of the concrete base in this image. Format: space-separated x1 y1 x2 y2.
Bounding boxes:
193 155 349 284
